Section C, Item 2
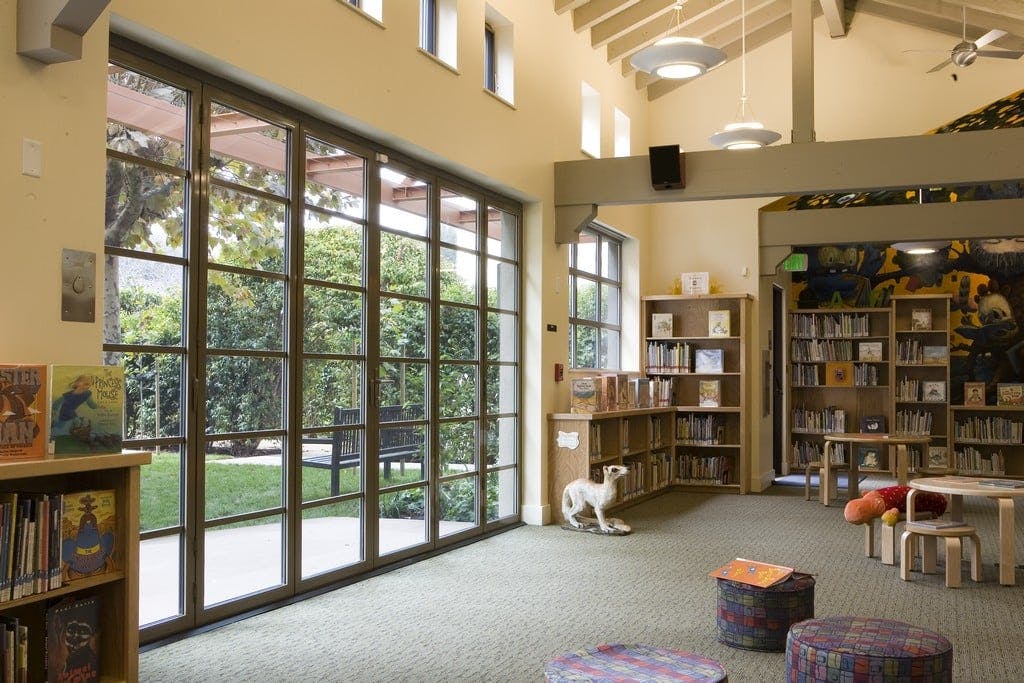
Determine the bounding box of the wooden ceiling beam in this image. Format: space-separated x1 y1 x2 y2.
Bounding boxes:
572 0 636 32
554 0 590 15
854 0 1024 49
590 0 675 48
609 0 734 67
819 0 846 36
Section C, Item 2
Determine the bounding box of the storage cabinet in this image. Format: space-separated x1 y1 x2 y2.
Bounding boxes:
0 452 150 682
951 406 1024 476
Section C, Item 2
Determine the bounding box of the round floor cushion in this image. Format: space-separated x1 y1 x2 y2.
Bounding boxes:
786 616 952 682
545 643 728 682
717 573 815 651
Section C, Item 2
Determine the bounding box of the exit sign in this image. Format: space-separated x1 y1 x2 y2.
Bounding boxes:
783 253 808 272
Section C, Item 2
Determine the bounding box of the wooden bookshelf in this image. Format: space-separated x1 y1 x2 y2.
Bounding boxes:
951 405 1024 477
0 451 150 682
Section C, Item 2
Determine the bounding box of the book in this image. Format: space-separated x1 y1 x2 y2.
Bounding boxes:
614 373 630 410
707 310 730 337
569 377 599 414
859 415 886 433
825 361 853 387
698 380 721 408
46 595 100 683
0 365 48 461
630 378 651 408
907 519 969 529
709 557 795 588
977 479 1024 488
964 382 986 406
927 446 948 468
694 349 724 374
921 380 946 402
911 308 932 331
857 342 882 362
651 313 674 338
996 383 1024 406
857 445 881 469
922 345 947 363
48 365 124 456
60 490 117 581
680 271 709 295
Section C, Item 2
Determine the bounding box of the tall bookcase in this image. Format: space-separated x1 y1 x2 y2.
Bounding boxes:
642 293 750 494
787 307 891 474
0 452 150 682
951 405 1024 477
891 294 952 472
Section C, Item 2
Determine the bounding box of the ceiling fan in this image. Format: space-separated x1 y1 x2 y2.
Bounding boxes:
923 5 1024 73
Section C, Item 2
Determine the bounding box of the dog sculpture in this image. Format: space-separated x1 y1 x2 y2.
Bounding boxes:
561 464 631 534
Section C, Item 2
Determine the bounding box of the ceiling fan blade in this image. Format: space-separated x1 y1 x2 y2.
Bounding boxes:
927 58 952 73
975 49 1024 60
974 29 1007 49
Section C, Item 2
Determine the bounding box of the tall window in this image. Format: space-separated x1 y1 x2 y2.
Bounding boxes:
420 0 457 67
346 0 383 21
420 0 437 54
483 5 514 103
484 24 496 93
569 225 622 369
580 81 600 158
614 108 631 157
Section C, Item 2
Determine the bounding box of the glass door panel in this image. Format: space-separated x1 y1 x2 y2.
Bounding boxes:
203 515 285 607
378 487 428 556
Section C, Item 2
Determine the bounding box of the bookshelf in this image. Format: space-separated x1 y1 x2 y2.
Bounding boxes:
951 405 1024 477
891 294 952 473
787 307 891 475
0 451 150 682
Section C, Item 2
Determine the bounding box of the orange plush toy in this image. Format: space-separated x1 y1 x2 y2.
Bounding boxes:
843 485 947 525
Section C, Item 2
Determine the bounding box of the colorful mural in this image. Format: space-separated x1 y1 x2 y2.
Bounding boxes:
791 239 1024 403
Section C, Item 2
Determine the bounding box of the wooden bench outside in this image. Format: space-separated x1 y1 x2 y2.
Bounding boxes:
302 405 424 496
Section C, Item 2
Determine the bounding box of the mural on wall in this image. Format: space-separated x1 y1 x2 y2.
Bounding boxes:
792 239 1024 404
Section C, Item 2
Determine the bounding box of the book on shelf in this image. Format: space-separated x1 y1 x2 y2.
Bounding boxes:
0 365 48 462
927 446 948 468
857 342 882 362
707 310 730 337
709 557 794 588
907 518 969 529
964 382 986 406
698 380 721 408
597 376 618 414
976 479 1024 488
48 365 124 457
857 445 881 469
922 345 947 364
694 349 724 374
859 415 886 433
61 490 117 581
650 313 674 339
46 594 100 683
0 615 20 683
569 377 599 413
921 380 946 402
630 378 651 408
996 383 1024 406
824 361 853 387
911 308 932 331
680 271 709 295
613 373 630 410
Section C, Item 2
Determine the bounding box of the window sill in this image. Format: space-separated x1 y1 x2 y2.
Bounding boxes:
418 48 460 75
580 148 599 160
483 88 516 110
337 0 385 28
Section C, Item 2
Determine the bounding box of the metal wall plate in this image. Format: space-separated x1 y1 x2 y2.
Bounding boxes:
61 248 96 323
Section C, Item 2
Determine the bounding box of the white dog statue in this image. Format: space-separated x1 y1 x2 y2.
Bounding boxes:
561 464 631 534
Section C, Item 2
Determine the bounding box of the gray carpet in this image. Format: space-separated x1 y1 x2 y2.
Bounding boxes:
140 482 1024 682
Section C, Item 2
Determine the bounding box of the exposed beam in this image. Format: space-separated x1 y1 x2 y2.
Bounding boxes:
609 0 731 67
818 0 846 35
573 0 636 32
554 0 590 14
854 0 1024 50
17 0 110 64
555 127 1024 207
792 0 815 143
591 0 675 48
555 204 598 244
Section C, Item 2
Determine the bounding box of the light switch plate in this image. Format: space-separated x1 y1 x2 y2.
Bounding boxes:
22 138 41 177
61 249 96 323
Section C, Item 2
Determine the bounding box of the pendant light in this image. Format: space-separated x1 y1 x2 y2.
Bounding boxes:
630 1 726 80
708 0 781 149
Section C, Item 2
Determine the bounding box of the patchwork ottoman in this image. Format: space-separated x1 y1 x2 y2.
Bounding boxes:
717 573 815 651
545 643 728 682
786 616 953 682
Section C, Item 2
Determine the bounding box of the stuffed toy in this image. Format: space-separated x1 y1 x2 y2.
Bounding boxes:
843 485 947 525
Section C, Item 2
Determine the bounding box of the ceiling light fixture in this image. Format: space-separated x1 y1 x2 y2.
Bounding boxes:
708 0 781 150
629 1 726 80
891 241 952 255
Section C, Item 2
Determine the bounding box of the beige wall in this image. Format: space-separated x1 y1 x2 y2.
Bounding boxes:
646 12 1019 490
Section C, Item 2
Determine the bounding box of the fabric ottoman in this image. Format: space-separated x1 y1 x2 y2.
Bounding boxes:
717 573 815 651
545 643 728 682
786 616 953 682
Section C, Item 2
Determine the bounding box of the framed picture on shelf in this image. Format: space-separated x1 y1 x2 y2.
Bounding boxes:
698 379 721 407
921 380 946 402
651 313 674 338
859 414 886 433
681 271 710 295
927 446 948 468
694 348 724 374
708 310 730 337
911 308 932 331
857 342 883 362
964 381 986 406
857 445 881 469
997 382 1024 406
922 346 948 364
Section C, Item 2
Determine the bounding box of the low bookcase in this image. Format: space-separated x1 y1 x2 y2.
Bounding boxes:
0 451 150 682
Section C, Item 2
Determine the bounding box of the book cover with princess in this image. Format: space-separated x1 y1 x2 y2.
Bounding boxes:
48 366 124 456
0 365 48 461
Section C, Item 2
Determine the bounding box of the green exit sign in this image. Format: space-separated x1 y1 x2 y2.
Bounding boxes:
783 253 808 272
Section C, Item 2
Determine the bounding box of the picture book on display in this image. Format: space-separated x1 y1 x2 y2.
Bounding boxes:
0 365 48 461
707 310 730 337
859 415 886 433
825 361 853 387
857 342 882 362
61 490 117 581
997 382 1024 406
651 314 674 338
48 365 124 456
694 349 724 374
570 377 599 413
964 382 985 406
911 309 932 331
46 595 100 683
709 558 794 588
698 380 720 408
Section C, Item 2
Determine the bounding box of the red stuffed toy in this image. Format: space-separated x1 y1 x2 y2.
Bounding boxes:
843 485 947 524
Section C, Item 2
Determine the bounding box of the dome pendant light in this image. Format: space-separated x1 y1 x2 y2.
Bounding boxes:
708 0 781 149
630 1 726 80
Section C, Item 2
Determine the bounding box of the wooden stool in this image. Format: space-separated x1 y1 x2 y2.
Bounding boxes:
865 512 935 566
804 460 848 502
900 521 982 588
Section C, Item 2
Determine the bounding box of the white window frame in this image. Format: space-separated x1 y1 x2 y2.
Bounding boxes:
581 81 600 158
484 4 515 105
569 224 623 370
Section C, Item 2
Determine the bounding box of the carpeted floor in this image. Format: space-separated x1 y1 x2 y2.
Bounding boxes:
140 482 1024 682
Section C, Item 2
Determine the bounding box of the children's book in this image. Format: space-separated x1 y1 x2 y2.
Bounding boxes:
707 310 730 337
60 490 117 581
0 365 48 461
46 595 100 683
48 365 124 456
709 558 794 588
570 377 599 414
651 314 674 338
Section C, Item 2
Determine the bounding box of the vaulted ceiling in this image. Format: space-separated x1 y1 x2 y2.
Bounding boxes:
555 0 1024 100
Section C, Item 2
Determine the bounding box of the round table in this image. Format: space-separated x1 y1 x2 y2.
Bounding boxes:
820 433 931 506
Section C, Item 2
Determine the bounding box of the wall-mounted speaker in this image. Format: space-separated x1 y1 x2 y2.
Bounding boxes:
648 144 684 190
